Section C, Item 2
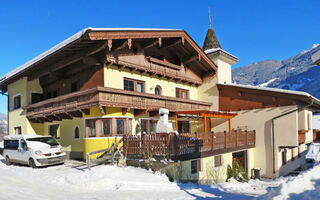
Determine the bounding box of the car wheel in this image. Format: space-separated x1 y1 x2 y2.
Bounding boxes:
29 158 37 168
5 156 11 166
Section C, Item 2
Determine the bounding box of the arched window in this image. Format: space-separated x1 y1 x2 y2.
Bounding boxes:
74 126 80 139
155 85 162 95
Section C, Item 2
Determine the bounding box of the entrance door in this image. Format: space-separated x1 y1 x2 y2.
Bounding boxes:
232 151 247 170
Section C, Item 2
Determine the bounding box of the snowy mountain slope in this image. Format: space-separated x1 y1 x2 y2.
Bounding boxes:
233 44 320 99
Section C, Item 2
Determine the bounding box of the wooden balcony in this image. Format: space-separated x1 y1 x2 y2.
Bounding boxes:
123 130 256 161
24 86 212 123
298 129 307 145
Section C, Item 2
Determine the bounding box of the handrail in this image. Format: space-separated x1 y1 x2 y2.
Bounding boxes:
86 138 123 170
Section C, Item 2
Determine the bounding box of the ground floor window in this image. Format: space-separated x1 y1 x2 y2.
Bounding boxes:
191 159 202 174
49 124 60 139
101 119 111 136
178 121 190 133
116 119 124 135
14 126 21 135
85 117 132 137
214 155 222 167
140 119 158 134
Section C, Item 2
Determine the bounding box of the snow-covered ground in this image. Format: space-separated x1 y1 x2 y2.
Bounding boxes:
0 154 319 200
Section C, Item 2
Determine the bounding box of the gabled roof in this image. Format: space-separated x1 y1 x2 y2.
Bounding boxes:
202 28 221 50
0 27 218 91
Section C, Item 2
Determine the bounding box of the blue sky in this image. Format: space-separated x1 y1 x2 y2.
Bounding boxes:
0 0 319 113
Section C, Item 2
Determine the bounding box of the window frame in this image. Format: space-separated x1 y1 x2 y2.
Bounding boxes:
101 119 112 136
191 159 202 174
214 155 223 167
140 118 159 134
175 88 189 99
13 126 22 135
155 85 162 95
12 94 21 110
49 124 60 139
123 77 145 93
178 120 191 134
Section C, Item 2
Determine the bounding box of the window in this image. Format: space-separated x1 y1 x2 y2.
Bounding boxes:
101 119 111 136
20 140 27 150
140 119 158 134
49 124 60 139
74 126 80 139
124 78 145 93
116 119 124 135
155 85 162 95
175 88 189 99
87 120 96 137
178 121 190 133
4 140 19 150
214 155 222 167
71 81 79 92
282 149 287 166
191 159 202 174
14 127 22 135
13 95 21 110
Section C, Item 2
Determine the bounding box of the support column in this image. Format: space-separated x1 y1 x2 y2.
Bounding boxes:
175 114 178 131
228 118 231 133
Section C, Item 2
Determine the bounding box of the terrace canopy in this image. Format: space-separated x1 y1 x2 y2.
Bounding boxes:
174 110 238 135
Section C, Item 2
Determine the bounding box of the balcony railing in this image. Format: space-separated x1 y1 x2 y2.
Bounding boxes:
24 86 212 122
123 130 256 161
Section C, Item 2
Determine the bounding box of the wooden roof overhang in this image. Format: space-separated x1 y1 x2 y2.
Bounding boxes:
0 29 218 92
174 110 238 134
217 84 320 111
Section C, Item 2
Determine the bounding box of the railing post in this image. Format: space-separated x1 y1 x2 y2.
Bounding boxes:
224 131 227 149
235 130 238 147
174 134 178 156
86 152 91 170
211 131 214 151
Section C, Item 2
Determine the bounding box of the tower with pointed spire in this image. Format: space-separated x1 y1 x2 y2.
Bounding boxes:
202 7 238 84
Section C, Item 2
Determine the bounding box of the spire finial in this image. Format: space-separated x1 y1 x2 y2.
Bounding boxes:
209 7 212 28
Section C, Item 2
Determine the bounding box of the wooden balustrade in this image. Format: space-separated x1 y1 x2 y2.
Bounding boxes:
123 130 256 161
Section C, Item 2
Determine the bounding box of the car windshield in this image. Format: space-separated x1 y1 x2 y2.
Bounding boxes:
26 137 59 147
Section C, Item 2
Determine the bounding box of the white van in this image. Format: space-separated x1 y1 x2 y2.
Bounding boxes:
3 134 66 168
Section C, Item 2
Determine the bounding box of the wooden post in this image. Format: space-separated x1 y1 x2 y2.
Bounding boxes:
204 116 207 144
211 132 214 151
175 114 178 131
235 130 238 147
228 118 231 134
224 131 227 149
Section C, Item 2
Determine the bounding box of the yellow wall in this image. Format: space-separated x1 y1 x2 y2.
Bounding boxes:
104 64 198 101
8 77 43 135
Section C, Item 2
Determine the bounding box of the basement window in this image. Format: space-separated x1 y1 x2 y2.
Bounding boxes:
191 159 202 174
214 155 222 167
282 149 287 166
14 126 22 135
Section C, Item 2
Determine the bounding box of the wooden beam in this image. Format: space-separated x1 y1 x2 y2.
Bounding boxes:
82 56 100 66
99 105 106 115
183 55 198 65
128 39 132 49
81 109 90 115
141 39 158 49
107 39 112 51
134 109 146 116
113 40 128 51
51 41 108 72
228 119 231 133
175 114 178 131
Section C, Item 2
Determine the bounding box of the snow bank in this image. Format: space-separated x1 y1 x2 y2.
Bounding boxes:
1 153 319 200
0 141 3 148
